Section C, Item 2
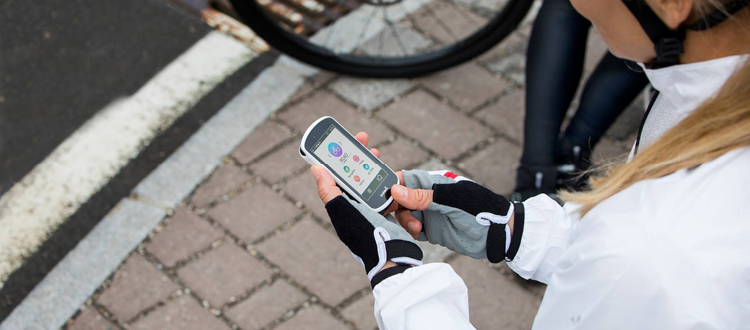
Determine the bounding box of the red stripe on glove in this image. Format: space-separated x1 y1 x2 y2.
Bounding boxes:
443 171 458 179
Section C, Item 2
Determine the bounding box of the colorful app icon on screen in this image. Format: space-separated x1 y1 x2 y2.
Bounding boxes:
353 155 360 162
363 164 370 170
343 166 350 173
353 175 361 182
328 143 343 157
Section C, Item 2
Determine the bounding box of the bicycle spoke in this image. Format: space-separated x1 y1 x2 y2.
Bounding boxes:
322 3 339 50
383 8 409 56
230 0 532 77
353 5 376 53
377 11 385 59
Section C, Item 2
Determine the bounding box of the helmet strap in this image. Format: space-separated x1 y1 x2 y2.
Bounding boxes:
622 0 749 69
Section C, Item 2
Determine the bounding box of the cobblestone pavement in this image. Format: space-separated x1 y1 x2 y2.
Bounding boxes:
66 19 643 330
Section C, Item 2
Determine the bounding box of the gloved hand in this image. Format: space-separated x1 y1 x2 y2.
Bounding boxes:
311 161 422 288
391 170 525 263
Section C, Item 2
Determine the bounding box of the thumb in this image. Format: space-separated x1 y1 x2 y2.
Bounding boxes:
391 185 433 210
311 165 342 204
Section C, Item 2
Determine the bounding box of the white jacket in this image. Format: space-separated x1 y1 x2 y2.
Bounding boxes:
373 55 750 330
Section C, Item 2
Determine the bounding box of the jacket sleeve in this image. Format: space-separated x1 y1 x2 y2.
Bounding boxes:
372 263 477 330
507 194 578 284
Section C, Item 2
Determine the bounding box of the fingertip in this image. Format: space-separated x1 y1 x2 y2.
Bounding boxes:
355 132 369 147
370 148 379 158
409 221 422 239
310 165 322 180
391 185 407 200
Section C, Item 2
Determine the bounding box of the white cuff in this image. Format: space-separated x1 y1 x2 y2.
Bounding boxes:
506 194 576 283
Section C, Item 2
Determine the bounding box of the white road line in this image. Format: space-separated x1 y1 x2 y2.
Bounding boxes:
1 50 306 330
0 31 257 288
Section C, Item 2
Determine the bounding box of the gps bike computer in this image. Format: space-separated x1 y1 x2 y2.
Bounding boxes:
299 116 399 213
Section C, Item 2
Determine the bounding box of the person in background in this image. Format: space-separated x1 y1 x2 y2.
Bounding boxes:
310 0 750 328
511 0 650 202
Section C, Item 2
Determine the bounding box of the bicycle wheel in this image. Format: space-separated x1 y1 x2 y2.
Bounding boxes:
228 0 533 77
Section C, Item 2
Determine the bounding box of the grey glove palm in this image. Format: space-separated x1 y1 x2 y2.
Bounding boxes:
402 170 523 263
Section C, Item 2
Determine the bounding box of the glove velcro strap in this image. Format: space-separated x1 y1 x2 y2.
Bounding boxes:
486 222 506 263
385 240 424 266
370 264 412 289
506 202 525 261
432 181 511 216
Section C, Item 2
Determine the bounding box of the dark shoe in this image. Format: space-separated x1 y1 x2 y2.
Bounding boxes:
510 164 559 203
556 141 593 192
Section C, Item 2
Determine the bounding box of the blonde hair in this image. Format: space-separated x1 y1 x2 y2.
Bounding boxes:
561 55 750 216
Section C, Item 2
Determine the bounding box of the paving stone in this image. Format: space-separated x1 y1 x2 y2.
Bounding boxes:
176 243 273 307
377 137 430 171
359 24 433 57
486 46 526 85
514 21 533 38
225 280 308 330
411 2 488 45
190 165 252 208
208 184 300 244
281 173 329 221
461 138 521 195
312 70 337 85
279 92 394 146
591 136 634 166
477 29 528 62
378 90 493 160
448 256 540 330
232 121 294 165
341 294 377 330
421 63 509 110
583 28 609 78
257 219 369 305
130 296 229 330
274 305 349 330
97 254 180 322
249 142 310 183
474 88 524 142
329 77 413 111
291 82 316 102
147 207 224 267
69 307 117 330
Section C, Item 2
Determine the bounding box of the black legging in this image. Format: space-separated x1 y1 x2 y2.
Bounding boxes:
521 0 649 166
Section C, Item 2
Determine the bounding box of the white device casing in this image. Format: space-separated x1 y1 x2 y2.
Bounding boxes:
299 116 399 213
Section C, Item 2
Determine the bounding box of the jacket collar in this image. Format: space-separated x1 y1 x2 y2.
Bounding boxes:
641 54 748 113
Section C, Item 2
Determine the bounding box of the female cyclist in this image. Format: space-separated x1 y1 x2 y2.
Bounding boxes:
310 0 750 328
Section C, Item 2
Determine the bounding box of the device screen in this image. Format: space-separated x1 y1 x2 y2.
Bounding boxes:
311 124 389 201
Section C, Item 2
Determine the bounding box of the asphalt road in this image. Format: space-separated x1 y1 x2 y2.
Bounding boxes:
0 0 207 196
0 0 278 320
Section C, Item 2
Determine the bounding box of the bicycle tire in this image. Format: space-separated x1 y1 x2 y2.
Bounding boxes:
229 0 534 78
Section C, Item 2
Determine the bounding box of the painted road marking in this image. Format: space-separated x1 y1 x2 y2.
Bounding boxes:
1 49 306 330
0 31 257 288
